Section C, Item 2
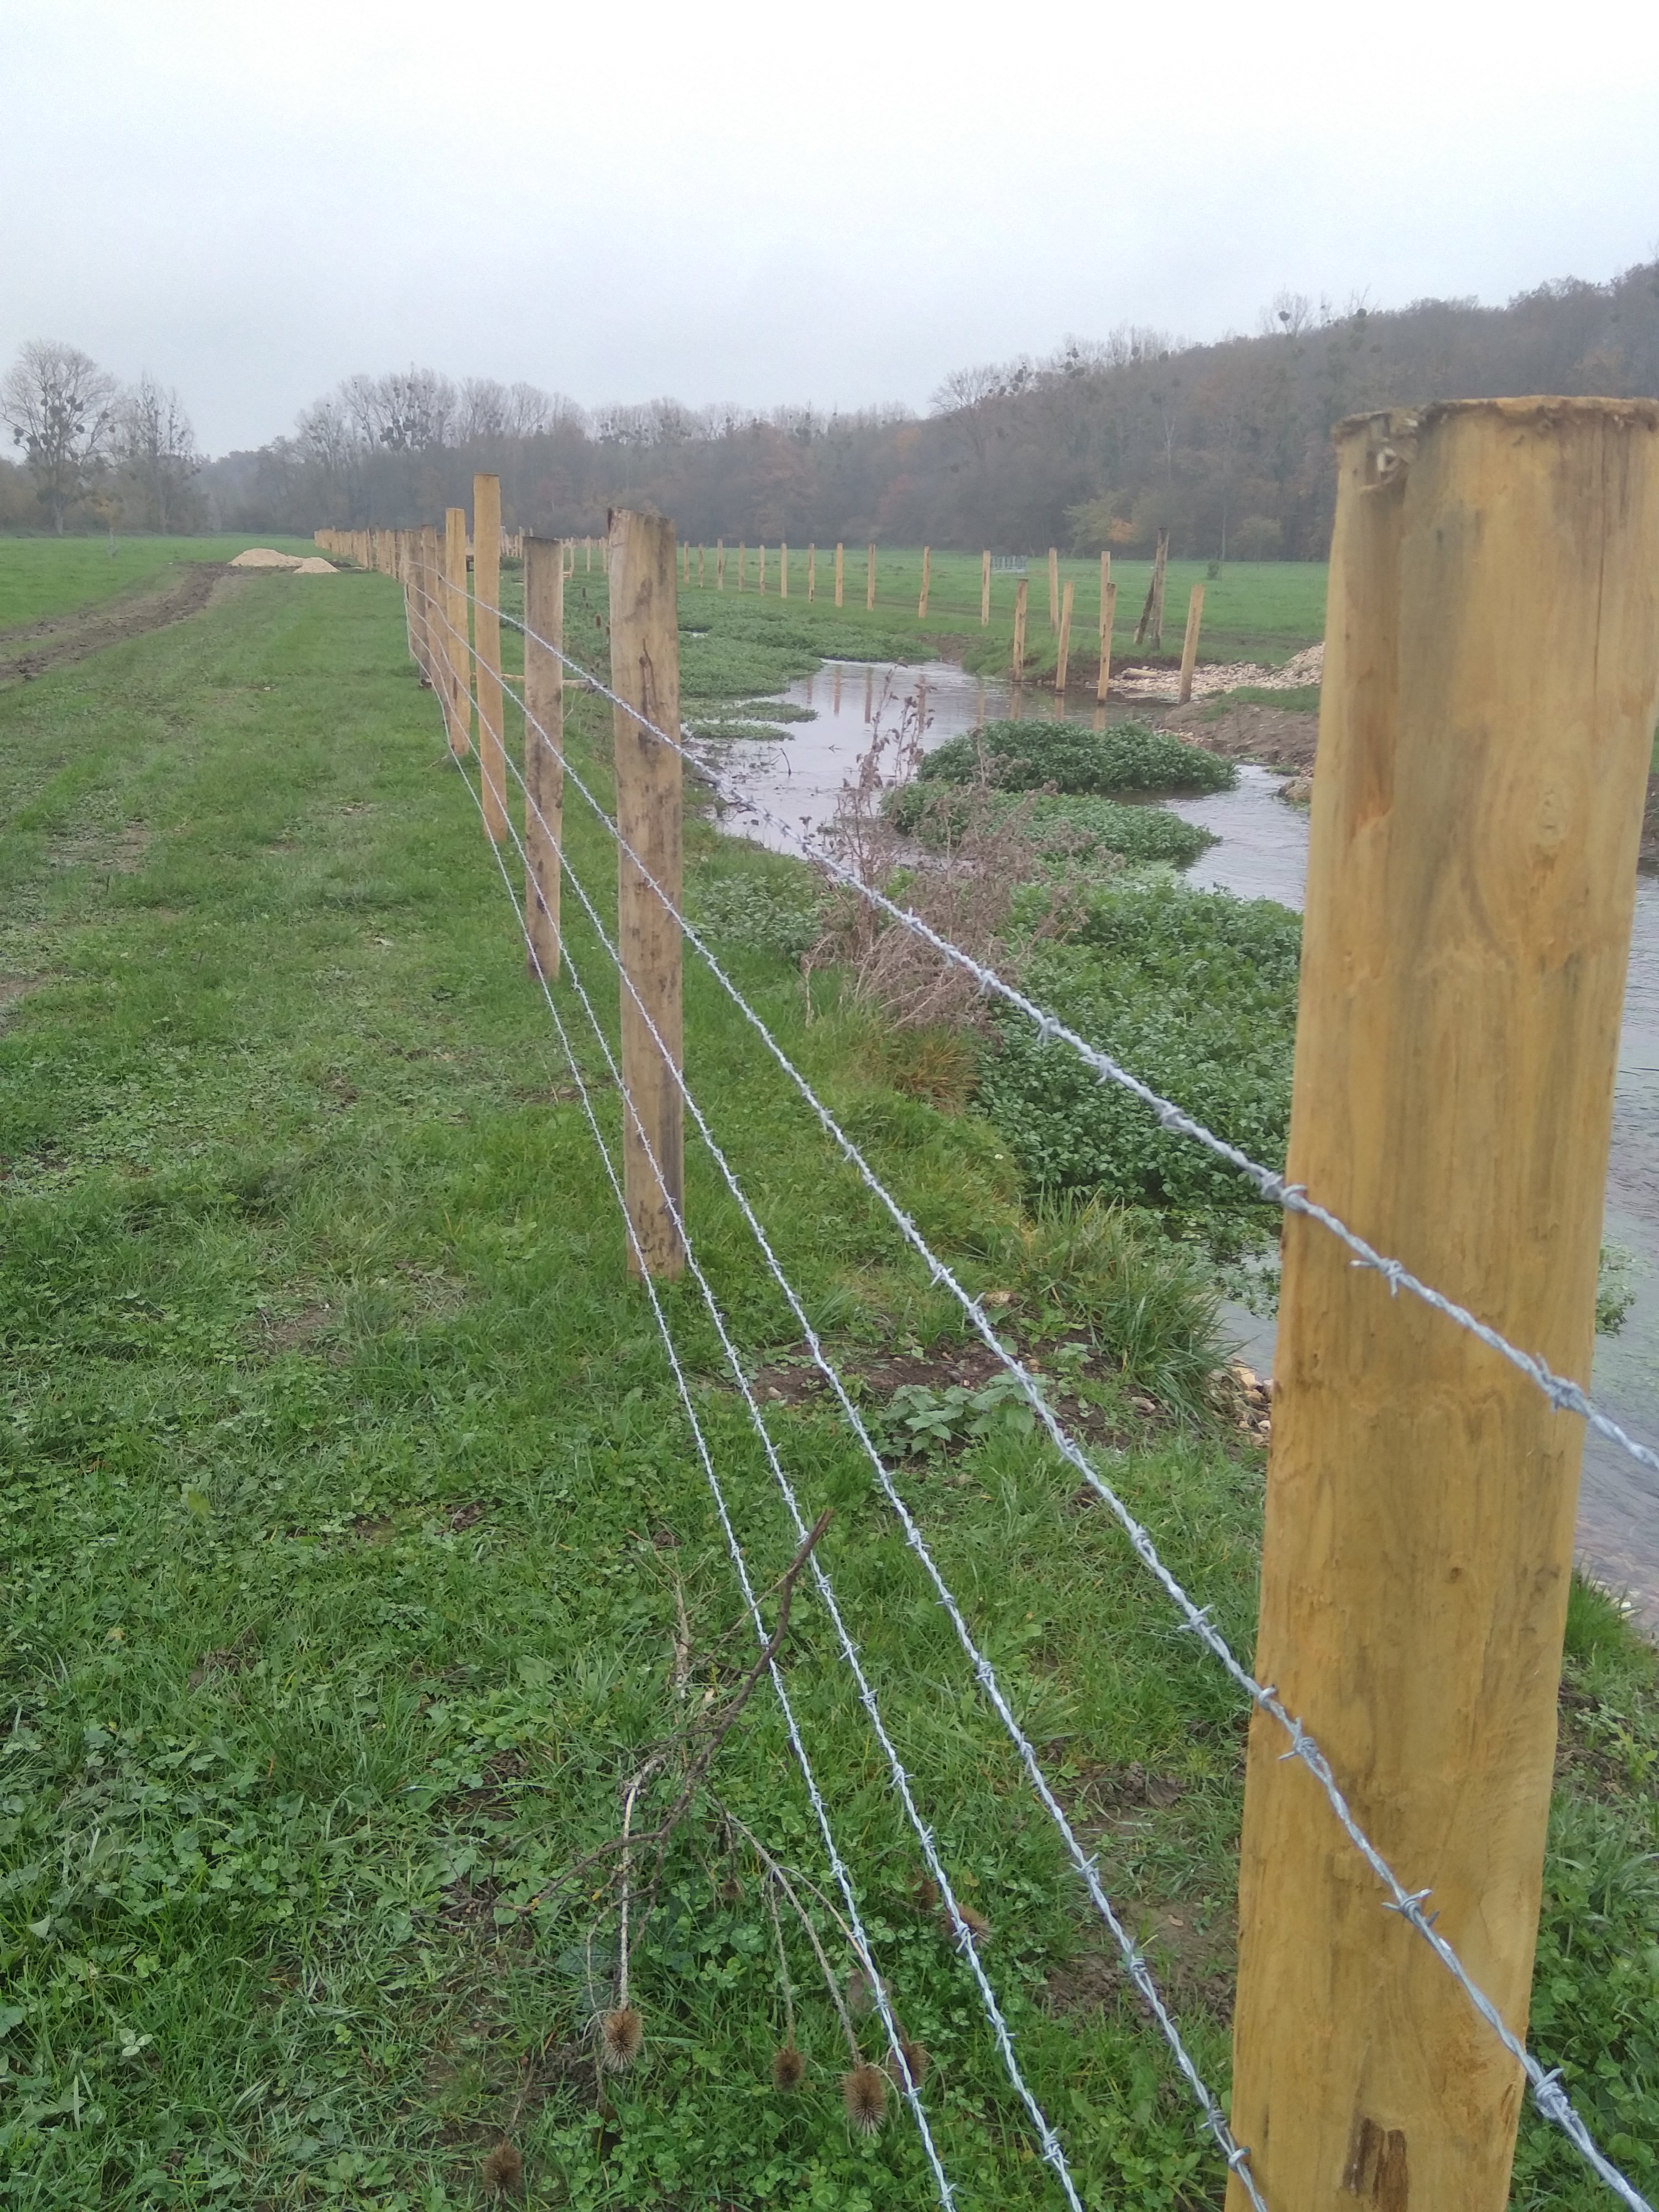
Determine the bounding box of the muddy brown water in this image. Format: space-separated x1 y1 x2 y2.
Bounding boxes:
703 662 1659 1630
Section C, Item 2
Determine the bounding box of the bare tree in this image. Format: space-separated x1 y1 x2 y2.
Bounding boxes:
0 340 118 532
456 376 512 443
117 374 200 532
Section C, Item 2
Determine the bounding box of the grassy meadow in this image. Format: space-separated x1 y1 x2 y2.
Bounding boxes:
0 556 1653 2210
0 536 319 631
651 546 1327 677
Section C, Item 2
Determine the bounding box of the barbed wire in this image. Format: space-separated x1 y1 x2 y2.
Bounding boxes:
439 732 961 2206
430 648 1106 2205
448 568 1659 1491
414 560 1657 2211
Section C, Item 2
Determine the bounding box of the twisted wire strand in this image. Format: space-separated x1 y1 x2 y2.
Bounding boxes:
447 568 1659 1494
418 564 1655 2210
420 586 1264 2199
439 736 959 2208
437 667 1100 2208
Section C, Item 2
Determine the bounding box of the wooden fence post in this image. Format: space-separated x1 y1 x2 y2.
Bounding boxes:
1012 577 1028 684
472 474 508 842
759 544 767 594
1176 583 1205 703
444 505 472 757
608 508 686 1281
807 544 815 602
918 546 931 619
698 544 706 588
1055 580 1074 694
980 549 991 626
1047 546 1059 630
418 524 442 686
523 537 565 982
866 542 875 610
1097 577 1117 706
717 538 725 589
1225 399 1659 2211
835 542 844 608
780 542 789 599
739 543 747 591
1134 528 1168 650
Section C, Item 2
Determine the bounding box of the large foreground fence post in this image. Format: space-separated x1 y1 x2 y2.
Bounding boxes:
1226 399 1659 2211
523 536 565 982
473 474 508 842
608 509 686 1281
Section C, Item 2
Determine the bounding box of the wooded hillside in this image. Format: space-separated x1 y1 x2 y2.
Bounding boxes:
200 262 1659 561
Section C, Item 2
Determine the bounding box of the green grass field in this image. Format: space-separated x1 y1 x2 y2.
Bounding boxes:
654 547 1327 675
0 559 1652 2209
0 536 318 630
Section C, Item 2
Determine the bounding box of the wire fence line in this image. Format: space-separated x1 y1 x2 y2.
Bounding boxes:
411 557 1656 2211
440 639 1251 2209
440 734 964 2209
463 573 1659 1495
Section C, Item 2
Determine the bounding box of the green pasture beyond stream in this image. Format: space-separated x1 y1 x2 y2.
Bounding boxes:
0 557 1654 2208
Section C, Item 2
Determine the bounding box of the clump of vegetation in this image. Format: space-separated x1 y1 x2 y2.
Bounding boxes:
689 874 821 960
687 718 801 743
808 705 1079 1030
978 878 1300 1246
916 719 1237 798
993 1194 1225 1417
887 782 1215 869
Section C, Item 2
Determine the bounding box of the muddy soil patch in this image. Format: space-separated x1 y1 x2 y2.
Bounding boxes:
1154 697 1319 773
0 562 238 686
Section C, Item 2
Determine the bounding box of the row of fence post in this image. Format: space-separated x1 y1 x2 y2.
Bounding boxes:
364 406 1659 2212
312 519 1204 704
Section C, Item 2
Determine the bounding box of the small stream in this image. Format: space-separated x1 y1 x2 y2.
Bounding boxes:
700 661 1659 1626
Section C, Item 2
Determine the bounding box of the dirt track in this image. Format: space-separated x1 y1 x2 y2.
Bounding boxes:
0 562 236 687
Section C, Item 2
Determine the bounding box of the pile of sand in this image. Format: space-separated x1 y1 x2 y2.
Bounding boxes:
228 547 302 570
290 556 337 574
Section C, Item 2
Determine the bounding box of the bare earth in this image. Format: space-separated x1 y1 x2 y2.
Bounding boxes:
0 562 235 687
1154 697 1320 772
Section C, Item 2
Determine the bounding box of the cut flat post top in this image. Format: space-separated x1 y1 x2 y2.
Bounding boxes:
472 474 508 841
523 538 565 983
1226 398 1659 2212
443 505 471 757
1177 582 1205 704
608 508 686 1281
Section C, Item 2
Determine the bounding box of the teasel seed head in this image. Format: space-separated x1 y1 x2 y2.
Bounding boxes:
596 2005 645 2073
771 2043 807 2092
481 2140 524 2197
842 2062 888 2136
914 1873 940 1914
896 2039 930 2090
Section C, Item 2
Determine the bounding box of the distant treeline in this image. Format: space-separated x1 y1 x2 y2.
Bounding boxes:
27 264 1659 559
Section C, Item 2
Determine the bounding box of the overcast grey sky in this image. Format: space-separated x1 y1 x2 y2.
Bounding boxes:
4 0 1658 455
